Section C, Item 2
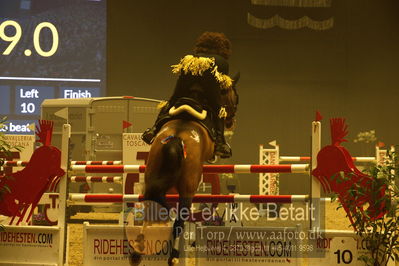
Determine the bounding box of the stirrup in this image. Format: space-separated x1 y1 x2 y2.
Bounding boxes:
207 154 219 164
215 143 232 159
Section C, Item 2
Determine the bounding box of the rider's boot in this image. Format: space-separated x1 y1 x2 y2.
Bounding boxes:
141 127 157 145
141 105 169 144
214 118 232 158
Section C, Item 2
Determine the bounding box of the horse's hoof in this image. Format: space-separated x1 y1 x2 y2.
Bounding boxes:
168 257 179 266
129 250 143 266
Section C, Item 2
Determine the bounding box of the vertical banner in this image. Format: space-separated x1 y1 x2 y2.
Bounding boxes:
122 133 151 194
122 133 151 225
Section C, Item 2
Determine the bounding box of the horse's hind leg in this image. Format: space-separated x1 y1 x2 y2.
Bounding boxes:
144 136 183 209
168 196 193 266
144 182 170 211
168 165 202 265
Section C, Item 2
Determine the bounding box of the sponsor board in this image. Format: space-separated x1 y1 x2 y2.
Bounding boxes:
0 121 36 135
195 226 301 265
83 223 177 265
308 232 395 266
0 225 60 265
2 134 35 160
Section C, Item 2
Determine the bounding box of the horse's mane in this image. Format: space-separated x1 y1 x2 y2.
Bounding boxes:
330 118 348 146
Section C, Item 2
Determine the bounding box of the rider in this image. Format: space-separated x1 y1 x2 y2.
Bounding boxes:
141 32 235 158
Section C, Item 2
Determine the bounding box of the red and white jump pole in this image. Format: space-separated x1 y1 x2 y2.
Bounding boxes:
1 157 376 167
1 161 28 167
1 160 123 167
71 161 122 165
69 193 308 204
69 176 122 183
279 156 375 163
70 164 309 174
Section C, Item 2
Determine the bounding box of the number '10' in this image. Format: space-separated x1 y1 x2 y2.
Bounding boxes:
0 20 59 57
334 249 353 264
21 103 35 114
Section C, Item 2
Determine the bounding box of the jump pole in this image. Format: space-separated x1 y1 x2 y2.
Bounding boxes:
0 160 122 167
280 156 376 163
70 164 309 174
69 193 309 203
69 176 122 183
70 160 122 165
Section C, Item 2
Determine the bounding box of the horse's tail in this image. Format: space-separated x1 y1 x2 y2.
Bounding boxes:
145 136 184 206
161 136 184 181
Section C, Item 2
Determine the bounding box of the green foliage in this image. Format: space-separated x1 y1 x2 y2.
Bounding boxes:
335 148 399 266
0 117 22 158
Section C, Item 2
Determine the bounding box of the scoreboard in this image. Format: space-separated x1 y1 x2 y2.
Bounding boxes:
0 0 106 134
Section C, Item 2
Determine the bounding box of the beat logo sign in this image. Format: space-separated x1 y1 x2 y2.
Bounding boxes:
0 122 34 133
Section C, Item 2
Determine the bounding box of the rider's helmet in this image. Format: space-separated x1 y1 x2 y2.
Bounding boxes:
193 32 232 60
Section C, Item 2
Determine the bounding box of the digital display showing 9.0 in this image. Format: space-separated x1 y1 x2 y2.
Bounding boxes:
0 0 106 134
1 20 59 57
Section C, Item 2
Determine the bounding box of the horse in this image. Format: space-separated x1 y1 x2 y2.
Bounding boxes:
129 74 239 265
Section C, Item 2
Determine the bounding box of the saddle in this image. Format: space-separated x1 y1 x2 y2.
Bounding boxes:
158 97 217 141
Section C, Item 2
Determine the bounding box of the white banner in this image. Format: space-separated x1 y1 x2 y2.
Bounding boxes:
309 234 395 266
0 225 60 265
83 223 174 265
196 226 300 265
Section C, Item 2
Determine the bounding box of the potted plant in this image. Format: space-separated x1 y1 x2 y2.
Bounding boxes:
333 148 399 265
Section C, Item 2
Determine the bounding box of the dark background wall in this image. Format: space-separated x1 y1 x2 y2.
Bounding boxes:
107 0 399 195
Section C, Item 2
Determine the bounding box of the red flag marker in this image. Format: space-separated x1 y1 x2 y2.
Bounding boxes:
123 120 132 129
315 111 323 122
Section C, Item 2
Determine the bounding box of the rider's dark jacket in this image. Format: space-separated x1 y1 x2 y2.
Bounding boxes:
168 53 232 115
